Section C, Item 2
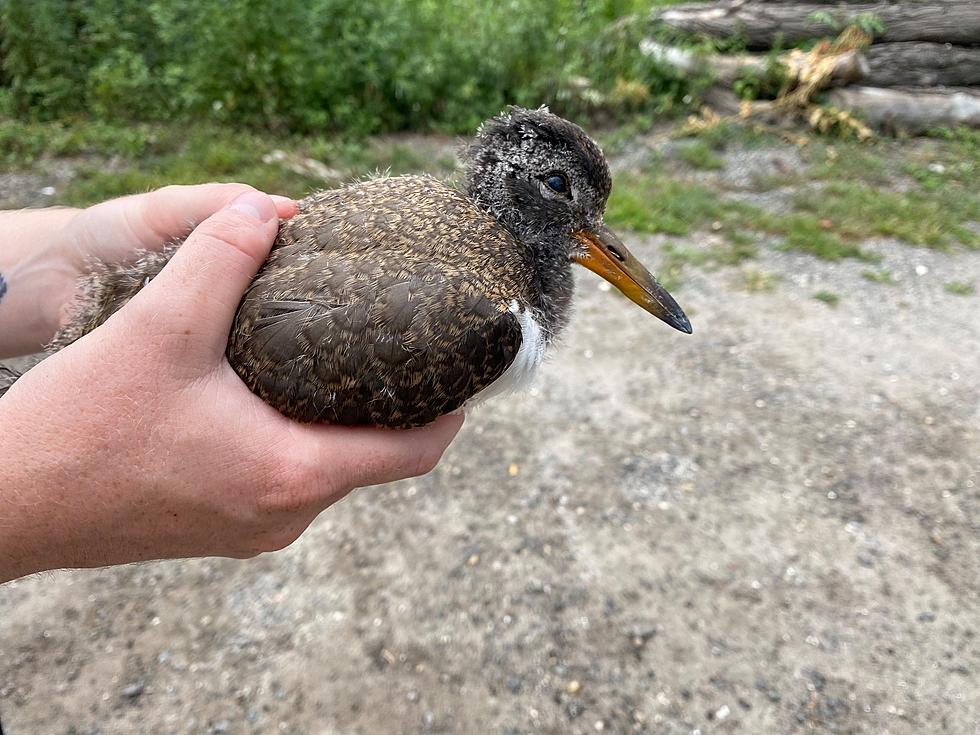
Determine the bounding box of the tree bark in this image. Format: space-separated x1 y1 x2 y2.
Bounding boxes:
643 40 980 89
865 43 980 87
825 86 980 132
641 40 867 87
655 1 980 49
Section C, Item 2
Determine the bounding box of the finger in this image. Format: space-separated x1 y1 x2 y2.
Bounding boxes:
133 190 280 351
301 413 465 489
69 184 296 267
270 195 300 219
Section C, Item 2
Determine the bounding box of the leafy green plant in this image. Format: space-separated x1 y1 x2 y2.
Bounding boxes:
806 10 883 36
0 0 696 134
733 51 788 102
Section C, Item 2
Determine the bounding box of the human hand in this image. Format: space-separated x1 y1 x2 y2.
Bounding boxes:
0 183 296 357
0 189 463 582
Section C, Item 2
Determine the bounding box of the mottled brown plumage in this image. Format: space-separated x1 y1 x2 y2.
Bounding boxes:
231 176 530 426
22 107 692 428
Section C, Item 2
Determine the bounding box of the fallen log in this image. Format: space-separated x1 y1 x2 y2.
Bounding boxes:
640 40 867 87
655 1 980 49
643 40 980 89
865 42 980 87
824 86 980 132
691 85 980 134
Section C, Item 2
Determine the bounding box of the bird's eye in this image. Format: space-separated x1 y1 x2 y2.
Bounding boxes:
544 174 570 196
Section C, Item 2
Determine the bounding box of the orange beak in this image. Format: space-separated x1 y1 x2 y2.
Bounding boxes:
572 225 692 334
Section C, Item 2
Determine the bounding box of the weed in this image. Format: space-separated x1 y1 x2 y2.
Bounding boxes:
861 269 895 285
944 281 976 296
738 268 780 293
676 141 724 170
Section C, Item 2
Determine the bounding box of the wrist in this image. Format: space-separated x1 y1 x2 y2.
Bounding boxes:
0 437 60 583
0 208 83 356
0 385 97 582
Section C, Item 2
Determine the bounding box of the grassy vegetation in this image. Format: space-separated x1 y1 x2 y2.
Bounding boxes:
0 117 457 205
605 173 747 235
791 181 978 250
605 165 875 262
676 141 724 171
795 133 980 250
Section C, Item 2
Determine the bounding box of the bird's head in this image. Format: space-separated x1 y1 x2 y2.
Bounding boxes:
463 106 691 334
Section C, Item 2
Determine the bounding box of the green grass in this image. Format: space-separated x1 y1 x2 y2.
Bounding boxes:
606 175 740 235
0 117 459 206
861 269 895 285
772 212 876 261
792 181 979 250
676 141 724 170
684 121 775 151
944 281 976 296
606 167 877 262
813 290 840 307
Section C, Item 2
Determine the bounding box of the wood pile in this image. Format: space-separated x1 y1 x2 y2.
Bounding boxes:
647 0 980 133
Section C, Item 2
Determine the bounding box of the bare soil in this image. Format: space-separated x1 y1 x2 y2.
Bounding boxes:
1 138 978 735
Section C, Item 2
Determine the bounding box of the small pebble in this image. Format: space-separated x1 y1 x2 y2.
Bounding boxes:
122 681 145 699
566 680 581 695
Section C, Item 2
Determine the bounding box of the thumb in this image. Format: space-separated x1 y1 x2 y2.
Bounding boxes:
135 190 279 353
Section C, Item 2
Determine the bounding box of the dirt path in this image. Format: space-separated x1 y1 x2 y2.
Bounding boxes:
1 142 979 734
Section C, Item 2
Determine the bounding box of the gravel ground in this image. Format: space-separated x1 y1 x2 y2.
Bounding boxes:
1 141 979 734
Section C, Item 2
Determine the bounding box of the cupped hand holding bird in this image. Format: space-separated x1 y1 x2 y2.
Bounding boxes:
0 185 463 582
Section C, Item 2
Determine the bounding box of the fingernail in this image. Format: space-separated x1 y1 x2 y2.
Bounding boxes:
228 191 276 222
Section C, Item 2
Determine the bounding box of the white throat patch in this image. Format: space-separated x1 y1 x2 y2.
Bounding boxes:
467 301 547 406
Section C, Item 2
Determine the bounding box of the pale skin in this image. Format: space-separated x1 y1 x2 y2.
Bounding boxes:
0 184 463 583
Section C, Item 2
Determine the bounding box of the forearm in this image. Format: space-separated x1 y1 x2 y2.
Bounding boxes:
0 208 82 357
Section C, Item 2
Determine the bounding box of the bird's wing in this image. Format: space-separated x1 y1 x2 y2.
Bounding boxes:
231 253 524 427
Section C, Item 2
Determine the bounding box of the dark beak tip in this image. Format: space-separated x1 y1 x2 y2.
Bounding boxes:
670 312 693 334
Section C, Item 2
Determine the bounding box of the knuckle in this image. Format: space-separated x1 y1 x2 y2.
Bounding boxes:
254 446 332 516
